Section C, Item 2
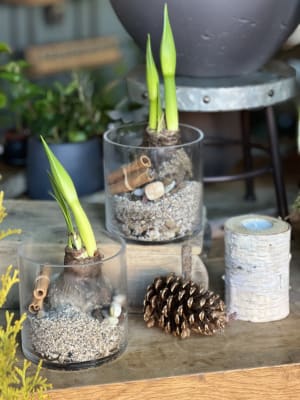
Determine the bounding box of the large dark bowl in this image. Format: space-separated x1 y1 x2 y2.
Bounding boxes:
110 0 300 77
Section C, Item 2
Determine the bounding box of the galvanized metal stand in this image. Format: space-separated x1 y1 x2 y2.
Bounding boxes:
126 61 297 219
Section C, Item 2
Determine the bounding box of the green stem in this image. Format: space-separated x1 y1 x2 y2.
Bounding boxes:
156 82 164 132
164 75 178 131
69 199 97 257
148 99 157 131
146 34 160 131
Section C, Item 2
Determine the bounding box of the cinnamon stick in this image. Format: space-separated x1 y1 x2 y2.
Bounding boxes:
107 155 152 185
28 265 51 314
33 265 51 299
109 168 154 195
28 297 44 314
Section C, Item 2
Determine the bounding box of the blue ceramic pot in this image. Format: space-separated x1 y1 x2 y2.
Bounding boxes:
26 136 104 199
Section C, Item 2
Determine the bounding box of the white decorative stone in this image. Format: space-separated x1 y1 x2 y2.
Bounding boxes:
110 302 122 318
164 180 176 194
144 181 165 201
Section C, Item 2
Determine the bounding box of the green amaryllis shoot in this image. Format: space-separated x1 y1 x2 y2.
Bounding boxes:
146 34 161 131
40 136 97 257
48 173 82 251
156 81 165 132
160 3 178 132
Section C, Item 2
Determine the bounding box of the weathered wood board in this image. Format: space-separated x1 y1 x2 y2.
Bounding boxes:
1 201 300 399
4 241 300 399
0 200 206 310
46 364 300 400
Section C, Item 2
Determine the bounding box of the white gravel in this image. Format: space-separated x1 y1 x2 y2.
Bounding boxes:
29 306 126 365
112 181 203 242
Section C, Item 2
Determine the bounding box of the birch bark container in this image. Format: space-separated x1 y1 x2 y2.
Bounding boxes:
224 214 291 322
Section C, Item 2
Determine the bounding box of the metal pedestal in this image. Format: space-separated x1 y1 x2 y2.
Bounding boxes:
126 61 297 219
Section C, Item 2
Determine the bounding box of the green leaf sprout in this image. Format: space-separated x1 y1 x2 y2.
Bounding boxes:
146 4 178 134
146 34 161 131
160 3 178 132
40 136 97 257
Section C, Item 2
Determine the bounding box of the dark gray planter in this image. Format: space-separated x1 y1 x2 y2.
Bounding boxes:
26 136 104 199
110 0 300 77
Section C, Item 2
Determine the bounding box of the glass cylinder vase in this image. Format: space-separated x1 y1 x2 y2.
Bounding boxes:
18 230 127 370
103 122 204 243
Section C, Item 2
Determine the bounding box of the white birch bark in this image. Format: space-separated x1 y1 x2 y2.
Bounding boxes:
224 215 291 322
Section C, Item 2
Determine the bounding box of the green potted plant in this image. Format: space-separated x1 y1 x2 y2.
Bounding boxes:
1 47 139 199
25 71 108 199
0 44 42 166
103 5 204 243
18 140 128 369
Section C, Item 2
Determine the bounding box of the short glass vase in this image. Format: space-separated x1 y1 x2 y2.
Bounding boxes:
103 122 204 243
18 230 127 370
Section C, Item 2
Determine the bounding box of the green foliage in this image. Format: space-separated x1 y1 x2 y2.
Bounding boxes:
0 60 43 134
28 72 104 143
29 68 133 143
0 192 51 399
41 137 97 257
0 43 10 53
0 191 22 241
0 42 12 110
292 192 300 213
1 49 126 143
0 265 18 309
0 268 51 399
0 44 43 133
146 4 178 133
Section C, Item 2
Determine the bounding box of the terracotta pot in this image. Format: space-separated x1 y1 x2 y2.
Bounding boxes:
110 0 300 77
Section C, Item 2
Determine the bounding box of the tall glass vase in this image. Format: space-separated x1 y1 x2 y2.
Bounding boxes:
18 230 127 370
103 122 204 243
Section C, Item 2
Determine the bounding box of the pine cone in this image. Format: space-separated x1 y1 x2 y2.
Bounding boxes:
143 273 227 339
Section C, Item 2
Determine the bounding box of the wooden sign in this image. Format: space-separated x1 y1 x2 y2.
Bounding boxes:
25 36 122 76
0 0 63 6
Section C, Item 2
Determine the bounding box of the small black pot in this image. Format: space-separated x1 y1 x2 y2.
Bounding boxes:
3 129 28 166
26 136 104 199
110 0 300 77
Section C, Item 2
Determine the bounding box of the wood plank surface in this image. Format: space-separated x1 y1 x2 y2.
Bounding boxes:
1 200 300 398
47 364 300 400
0 200 206 310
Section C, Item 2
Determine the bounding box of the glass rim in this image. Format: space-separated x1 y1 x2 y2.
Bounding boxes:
17 229 126 267
103 121 204 150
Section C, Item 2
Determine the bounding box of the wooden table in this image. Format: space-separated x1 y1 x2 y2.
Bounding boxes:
1 200 300 399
